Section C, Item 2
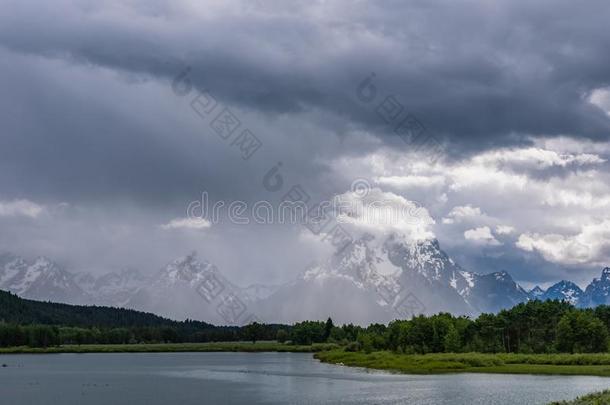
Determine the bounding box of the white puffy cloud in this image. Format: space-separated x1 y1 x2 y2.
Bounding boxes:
589 87 610 116
464 226 501 246
448 163 530 191
0 199 44 218
161 217 211 231
517 221 610 266
496 225 515 235
442 205 483 224
332 188 435 242
329 137 610 273
375 175 445 189
472 147 605 170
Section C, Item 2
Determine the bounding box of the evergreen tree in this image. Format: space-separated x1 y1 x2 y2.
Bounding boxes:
324 317 334 342
443 324 461 353
276 329 288 343
245 322 263 344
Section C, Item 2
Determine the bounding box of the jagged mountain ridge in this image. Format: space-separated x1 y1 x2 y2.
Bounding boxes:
529 286 545 299
539 280 584 305
77 268 152 307
581 268 610 307
0 252 272 324
0 244 608 325
0 253 87 304
253 235 531 324
124 253 263 324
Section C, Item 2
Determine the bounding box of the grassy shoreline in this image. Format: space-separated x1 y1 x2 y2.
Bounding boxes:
0 341 338 354
549 390 610 404
314 350 610 377
6 342 610 379
3 345 610 403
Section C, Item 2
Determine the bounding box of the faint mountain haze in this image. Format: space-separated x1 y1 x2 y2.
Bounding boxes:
1 237 609 325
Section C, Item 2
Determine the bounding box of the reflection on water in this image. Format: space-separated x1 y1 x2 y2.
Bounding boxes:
1 352 609 405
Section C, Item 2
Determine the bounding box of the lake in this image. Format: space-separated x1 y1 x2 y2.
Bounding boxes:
1 352 609 404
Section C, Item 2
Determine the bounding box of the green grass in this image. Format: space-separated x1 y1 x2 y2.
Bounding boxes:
548 390 610 404
0 341 339 354
6 342 610 378
314 350 610 377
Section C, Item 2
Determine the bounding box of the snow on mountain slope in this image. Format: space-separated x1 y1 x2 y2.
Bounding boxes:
2 248 605 325
0 255 86 303
458 271 529 314
581 268 610 307
125 253 258 325
542 280 584 305
255 233 531 323
78 268 151 307
0 253 28 287
384 236 474 315
254 237 400 324
0 230 523 324
0 253 150 307
387 238 530 315
528 286 545 299
0 251 266 324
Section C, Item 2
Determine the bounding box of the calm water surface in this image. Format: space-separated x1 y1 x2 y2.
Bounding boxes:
1 352 610 405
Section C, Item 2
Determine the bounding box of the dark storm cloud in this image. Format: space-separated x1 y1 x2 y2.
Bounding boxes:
1 0 609 159
0 46 343 206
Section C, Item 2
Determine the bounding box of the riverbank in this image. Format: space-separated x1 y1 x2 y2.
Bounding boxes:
6 343 610 379
549 390 610 404
0 341 338 354
314 350 610 377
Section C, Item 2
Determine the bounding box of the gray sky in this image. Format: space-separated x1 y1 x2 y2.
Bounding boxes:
1 0 610 288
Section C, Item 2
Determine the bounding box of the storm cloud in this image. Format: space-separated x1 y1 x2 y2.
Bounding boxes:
0 0 609 286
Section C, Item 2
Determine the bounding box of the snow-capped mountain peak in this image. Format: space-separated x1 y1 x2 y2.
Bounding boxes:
582 268 610 307
0 255 85 303
529 286 545 299
1 247 607 325
493 271 510 281
160 252 218 286
303 235 399 293
288 233 528 321
542 280 583 305
0 253 28 286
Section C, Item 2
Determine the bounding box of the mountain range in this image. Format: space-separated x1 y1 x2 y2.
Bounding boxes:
1 234 608 325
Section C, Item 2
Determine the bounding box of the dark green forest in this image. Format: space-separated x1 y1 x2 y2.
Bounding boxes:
0 290 282 346
339 300 610 354
2 289 610 353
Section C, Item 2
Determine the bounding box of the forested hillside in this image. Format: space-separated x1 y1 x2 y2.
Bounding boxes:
0 289 199 327
0 289 282 346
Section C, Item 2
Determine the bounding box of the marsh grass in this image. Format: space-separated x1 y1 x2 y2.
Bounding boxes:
548 390 610 404
314 350 610 376
0 341 338 354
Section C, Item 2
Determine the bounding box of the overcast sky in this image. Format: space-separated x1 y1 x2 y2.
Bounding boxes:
1 0 610 288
